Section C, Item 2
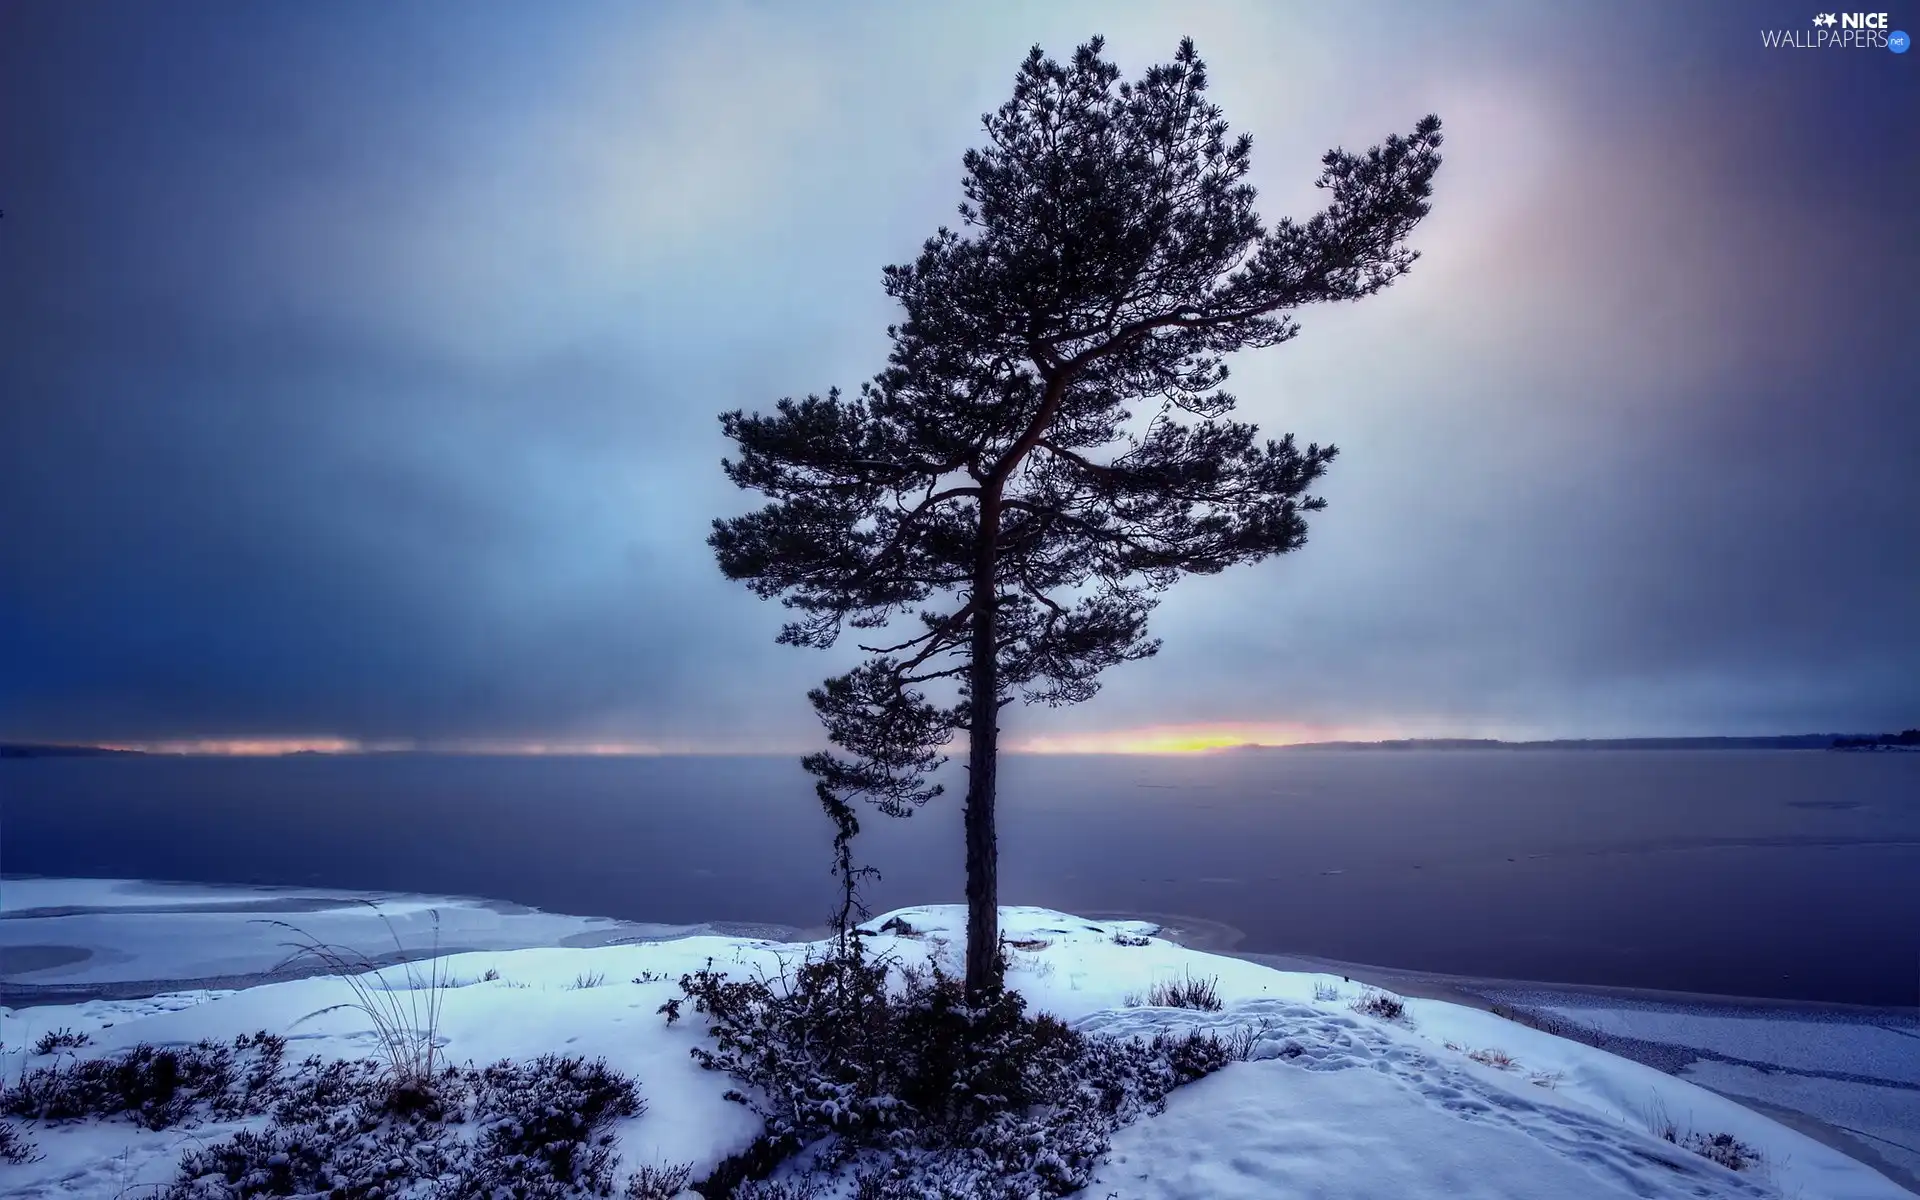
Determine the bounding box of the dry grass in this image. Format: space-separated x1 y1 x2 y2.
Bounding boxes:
0 1119 41 1164
1683 1130 1762 1172
1640 1094 1764 1173
264 903 450 1096
31 1029 91 1057
1349 988 1409 1023
625 1160 696 1198
1467 1047 1517 1070
1217 1019 1284 1062
1642 1093 1681 1143
1145 972 1223 1011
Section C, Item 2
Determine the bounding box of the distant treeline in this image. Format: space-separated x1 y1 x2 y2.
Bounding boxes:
4 733 1916 758
0 744 142 758
1256 734 1913 752
1829 729 1920 750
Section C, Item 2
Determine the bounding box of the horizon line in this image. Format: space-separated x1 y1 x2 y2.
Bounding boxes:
2 730 1894 759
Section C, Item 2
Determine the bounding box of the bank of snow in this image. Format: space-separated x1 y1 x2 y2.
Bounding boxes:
2 903 1911 1199
0 876 795 996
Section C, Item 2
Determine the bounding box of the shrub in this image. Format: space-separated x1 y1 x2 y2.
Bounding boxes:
468 1054 640 1190
0 1119 40 1165
678 937 1235 1198
32 1028 91 1056
1218 1019 1282 1062
1 1031 284 1130
1467 1047 1516 1069
161 1052 642 1199
735 1181 825 1200
3 1026 649 1198
1642 1097 1763 1174
626 1160 696 1199
268 1055 389 1126
1143 972 1222 1011
1349 988 1408 1022
572 971 609 990
1311 981 1341 1002
1683 1130 1761 1172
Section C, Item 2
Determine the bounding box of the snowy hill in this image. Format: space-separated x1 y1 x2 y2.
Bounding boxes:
0 889 1912 1198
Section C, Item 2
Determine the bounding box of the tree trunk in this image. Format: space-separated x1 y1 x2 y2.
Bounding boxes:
962 492 1003 999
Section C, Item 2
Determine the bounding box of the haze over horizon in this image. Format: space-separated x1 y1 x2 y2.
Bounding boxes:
3 1 1915 754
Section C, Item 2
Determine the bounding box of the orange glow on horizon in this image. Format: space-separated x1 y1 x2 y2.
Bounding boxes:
82 723 1427 757
90 737 704 757
1006 722 1400 755
99 737 371 757
449 740 670 756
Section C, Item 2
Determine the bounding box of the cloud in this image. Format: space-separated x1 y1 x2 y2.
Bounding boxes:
0 1 1912 746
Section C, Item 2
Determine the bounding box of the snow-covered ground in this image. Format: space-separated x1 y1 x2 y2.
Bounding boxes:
1 876 803 995
2 882 1914 1198
1530 1000 1920 1188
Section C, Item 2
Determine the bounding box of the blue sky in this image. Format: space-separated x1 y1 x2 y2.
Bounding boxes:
1 1 1914 751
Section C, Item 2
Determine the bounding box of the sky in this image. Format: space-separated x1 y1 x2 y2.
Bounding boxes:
1 1 1914 754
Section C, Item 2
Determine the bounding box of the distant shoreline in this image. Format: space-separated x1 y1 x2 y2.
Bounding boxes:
1239 734 1919 752
6 733 1920 758
0 743 147 758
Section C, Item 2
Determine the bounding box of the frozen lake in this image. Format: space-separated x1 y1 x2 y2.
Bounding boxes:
4 749 1917 1004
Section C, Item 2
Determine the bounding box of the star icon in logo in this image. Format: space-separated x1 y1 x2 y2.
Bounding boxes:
1812 12 1838 26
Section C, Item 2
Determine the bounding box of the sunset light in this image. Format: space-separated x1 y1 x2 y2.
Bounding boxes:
97 737 371 756
1007 723 1398 755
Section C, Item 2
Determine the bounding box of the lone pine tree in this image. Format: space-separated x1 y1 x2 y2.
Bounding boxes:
713 37 1443 997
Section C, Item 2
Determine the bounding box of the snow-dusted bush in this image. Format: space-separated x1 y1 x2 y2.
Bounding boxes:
1642 1096 1765 1175
162 1052 642 1199
1682 1130 1762 1173
0 1119 40 1165
678 938 1235 1198
30 1027 91 1056
1 1031 285 1130
1143 971 1222 1011
734 1181 825 1200
1350 987 1410 1023
1467 1046 1517 1069
624 1160 695 1198
4 1030 650 1198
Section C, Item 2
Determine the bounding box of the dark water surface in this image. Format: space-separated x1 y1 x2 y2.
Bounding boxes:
3 751 1916 1005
